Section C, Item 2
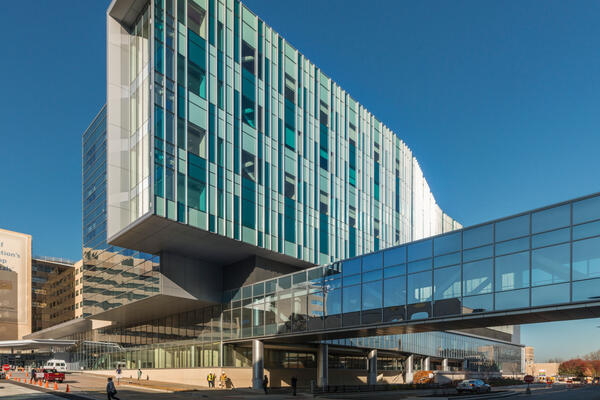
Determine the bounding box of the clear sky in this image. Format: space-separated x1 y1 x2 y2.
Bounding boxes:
1 0 599 362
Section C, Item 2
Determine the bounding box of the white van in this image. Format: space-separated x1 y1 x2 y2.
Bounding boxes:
43 359 67 372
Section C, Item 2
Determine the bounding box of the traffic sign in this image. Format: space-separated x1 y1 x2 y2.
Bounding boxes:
524 375 534 383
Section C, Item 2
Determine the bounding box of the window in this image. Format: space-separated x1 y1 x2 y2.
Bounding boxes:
187 123 206 158
531 243 570 286
242 41 255 74
495 251 529 291
188 1 206 38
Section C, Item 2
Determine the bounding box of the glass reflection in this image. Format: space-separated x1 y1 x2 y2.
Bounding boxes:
434 265 461 300
573 236 600 280
434 232 461 256
531 243 570 286
383 246 406 266
434 252 460 268
495 251 529 291
408 271 432 304
462 294 493 314
343 285 361 313
532 283 569 307
463 224 493 249
573 220 600 240
495 237 529 256
495 214 529 242
573 195 600 225
495 288 529 310
463 245 492 262
573 278 600 302
408 239 432 261
362 281 382 310
532 204 570 234
463 259 492 296
532 227 570 248
384 276 406 307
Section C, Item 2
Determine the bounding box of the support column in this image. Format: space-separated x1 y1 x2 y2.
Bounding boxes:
462 359 468 371
424 357 431 371
317 344 328 388
405 355 414 384
367 349 377 385
442 358 449 371
252 340 264 390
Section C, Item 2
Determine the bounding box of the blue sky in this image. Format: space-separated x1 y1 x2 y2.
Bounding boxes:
1 1 599 361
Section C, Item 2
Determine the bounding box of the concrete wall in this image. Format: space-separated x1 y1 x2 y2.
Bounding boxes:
85 367 405 388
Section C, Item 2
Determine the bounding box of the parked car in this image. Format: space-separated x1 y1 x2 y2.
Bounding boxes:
457 379 491 394
43 359 67 372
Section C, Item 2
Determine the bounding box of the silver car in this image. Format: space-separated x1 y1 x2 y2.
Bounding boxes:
457 379 491 394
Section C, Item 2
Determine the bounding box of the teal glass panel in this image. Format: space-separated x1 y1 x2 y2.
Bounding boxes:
532 227 570 249
362 281 382 310
532 204 570 234
407 271 432 304
495 288 529 310
573 278 600 302
573 195 600 225
434 232 461 256
495 237 529 256
462 294 493 314
573 236 600 280
383 246 406 266
531 243 570 286
343 285 361 313
383 276 406 307
434 252 460 268
573 220 600 240
463 259 492 296
462 245 492 263
532 283 569 307
463 224 493 249
434 265 461 300
495 251 529 291
495 214 529 242
407 239 432 262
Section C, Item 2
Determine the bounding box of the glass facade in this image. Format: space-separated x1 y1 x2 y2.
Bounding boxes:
108 0 461 269
83 106 160 317
222 193 600 334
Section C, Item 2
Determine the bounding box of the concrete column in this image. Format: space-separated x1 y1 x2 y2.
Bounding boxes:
252 340 264 390
367 349 377 385
442 358 449 371
424 356 431 371
462 359 468 371
317 344 328 388
405 355 414 384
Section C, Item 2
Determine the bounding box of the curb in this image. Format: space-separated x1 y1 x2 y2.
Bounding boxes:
3 378 97 400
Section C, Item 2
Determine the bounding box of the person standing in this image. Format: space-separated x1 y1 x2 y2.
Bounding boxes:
137 368 142 381
262 374 269 394
291 376 297 396
115 366 122 384
220 371 227 389
107 377 120 400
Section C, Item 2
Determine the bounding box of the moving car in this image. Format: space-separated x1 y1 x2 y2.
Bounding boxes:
457 379 491 394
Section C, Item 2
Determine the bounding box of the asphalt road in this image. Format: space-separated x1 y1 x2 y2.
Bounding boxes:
517 384 600 399
0 382 65 399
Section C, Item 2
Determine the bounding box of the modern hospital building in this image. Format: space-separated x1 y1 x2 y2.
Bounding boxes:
24 0 533 387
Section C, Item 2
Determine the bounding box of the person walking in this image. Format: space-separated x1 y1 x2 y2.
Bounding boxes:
220 371 227 389
137 368 142 381
107 377 120 400
262 374 269 394
291 376 297 396
115 366 122 384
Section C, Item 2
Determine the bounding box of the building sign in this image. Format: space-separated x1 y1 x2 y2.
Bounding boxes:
0 228 31 340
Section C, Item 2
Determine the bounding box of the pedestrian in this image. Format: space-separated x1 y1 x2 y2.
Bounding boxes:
220 371 227 388
262 374 269 394
107 377 120 400
291 376 297 396
137 368 142 381
116 366 122 384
